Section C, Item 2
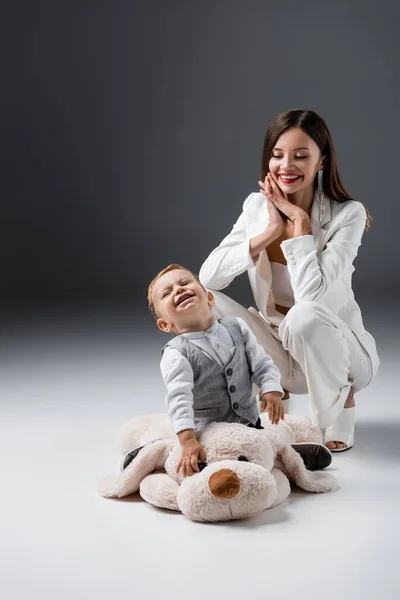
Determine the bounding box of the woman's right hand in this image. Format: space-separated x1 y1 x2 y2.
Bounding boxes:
249 176 286 259
258 174 285 237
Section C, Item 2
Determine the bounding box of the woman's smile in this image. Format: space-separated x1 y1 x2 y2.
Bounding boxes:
278 174 303 185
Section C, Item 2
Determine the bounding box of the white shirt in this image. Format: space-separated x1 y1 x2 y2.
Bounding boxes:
160 317 283 433
270 262 295 308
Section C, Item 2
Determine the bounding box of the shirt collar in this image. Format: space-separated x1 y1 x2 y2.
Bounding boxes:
180 318 219 339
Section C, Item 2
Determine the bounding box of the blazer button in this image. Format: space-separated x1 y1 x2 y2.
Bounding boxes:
229 385 236 393
226 368 233 376
233 402 239 410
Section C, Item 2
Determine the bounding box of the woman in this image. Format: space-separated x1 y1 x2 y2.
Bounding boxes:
199 109 379 451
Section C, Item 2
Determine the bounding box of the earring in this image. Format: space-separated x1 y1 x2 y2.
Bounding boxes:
317 169 325 225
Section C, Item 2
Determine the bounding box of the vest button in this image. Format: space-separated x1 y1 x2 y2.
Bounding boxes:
226 368 233 376
229 385 236 393
233 402 239 409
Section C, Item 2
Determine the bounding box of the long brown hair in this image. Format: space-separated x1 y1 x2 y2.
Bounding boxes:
261 109 371 229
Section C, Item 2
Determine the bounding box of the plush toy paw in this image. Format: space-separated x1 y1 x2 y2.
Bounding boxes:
98 475 126 499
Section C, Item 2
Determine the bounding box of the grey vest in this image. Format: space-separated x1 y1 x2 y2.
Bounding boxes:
162 317 259 430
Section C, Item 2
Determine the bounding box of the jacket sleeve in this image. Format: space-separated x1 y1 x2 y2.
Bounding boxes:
281 201 367 303
160 348 195 434
236 318 284 396
199 193 257 290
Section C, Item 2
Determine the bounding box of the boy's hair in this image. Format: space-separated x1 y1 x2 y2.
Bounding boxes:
147 263 203 319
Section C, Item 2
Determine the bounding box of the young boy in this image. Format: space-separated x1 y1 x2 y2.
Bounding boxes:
148 263 287 476
146 263 332 477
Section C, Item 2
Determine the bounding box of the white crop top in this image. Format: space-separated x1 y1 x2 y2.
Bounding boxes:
270 262 295 308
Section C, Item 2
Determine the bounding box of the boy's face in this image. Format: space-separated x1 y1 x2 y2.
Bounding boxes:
152 269 214 333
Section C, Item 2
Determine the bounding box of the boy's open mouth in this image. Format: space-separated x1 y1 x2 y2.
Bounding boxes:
175 292 195 306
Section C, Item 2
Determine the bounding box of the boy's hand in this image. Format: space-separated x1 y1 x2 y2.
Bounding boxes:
177 436 206 477
260 391 284 425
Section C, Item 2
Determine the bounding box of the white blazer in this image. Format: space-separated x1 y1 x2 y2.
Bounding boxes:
199 192 380 380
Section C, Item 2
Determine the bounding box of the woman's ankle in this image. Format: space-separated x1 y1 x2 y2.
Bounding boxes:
344 386 355 408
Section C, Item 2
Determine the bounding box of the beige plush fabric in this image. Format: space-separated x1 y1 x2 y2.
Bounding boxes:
98 413 337 522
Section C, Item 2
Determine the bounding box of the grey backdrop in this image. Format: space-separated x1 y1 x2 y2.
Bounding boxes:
2 0 399 311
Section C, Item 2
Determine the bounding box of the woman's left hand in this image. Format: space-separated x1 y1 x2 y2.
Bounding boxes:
260 174 312 235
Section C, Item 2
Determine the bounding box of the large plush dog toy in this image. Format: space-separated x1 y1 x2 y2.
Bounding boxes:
99 413 337 522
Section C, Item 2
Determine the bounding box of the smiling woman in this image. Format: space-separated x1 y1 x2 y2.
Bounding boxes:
199 108 380 453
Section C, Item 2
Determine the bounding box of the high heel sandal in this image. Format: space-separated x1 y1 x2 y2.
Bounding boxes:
324 406 355 452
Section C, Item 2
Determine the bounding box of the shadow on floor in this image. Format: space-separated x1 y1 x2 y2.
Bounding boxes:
353 421 400 459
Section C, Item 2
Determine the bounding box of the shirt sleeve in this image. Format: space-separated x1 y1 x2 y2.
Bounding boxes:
160 348 195 434
198 193 257 291
280 201 367 303
236 318 284 397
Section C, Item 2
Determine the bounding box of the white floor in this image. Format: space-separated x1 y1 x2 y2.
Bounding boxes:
1 308 399 600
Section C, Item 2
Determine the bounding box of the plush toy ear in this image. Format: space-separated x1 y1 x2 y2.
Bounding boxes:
98 439 173 499
276 443 338 493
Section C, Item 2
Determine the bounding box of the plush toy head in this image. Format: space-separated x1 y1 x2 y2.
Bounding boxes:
99 414 337 522
165 423 281 521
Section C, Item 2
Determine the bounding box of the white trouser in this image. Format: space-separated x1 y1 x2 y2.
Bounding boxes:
211 291 373 429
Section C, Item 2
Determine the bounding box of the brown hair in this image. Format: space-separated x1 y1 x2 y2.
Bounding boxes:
261 109 372 230
147 263 202 319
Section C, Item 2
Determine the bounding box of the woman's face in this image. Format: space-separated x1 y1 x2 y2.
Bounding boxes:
268 127 324 195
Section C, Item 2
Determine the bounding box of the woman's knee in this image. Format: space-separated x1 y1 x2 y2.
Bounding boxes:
280 301 322 341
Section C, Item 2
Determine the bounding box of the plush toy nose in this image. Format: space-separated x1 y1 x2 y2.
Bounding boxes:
208 469 241 499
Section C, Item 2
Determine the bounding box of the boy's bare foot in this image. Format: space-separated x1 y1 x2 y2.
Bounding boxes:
325 387 355 450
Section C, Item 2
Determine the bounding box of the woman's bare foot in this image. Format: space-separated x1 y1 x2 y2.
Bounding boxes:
325 387 355 450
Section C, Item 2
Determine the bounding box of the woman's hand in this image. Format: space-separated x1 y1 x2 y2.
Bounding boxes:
259 174 312 236
258 176 285 237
